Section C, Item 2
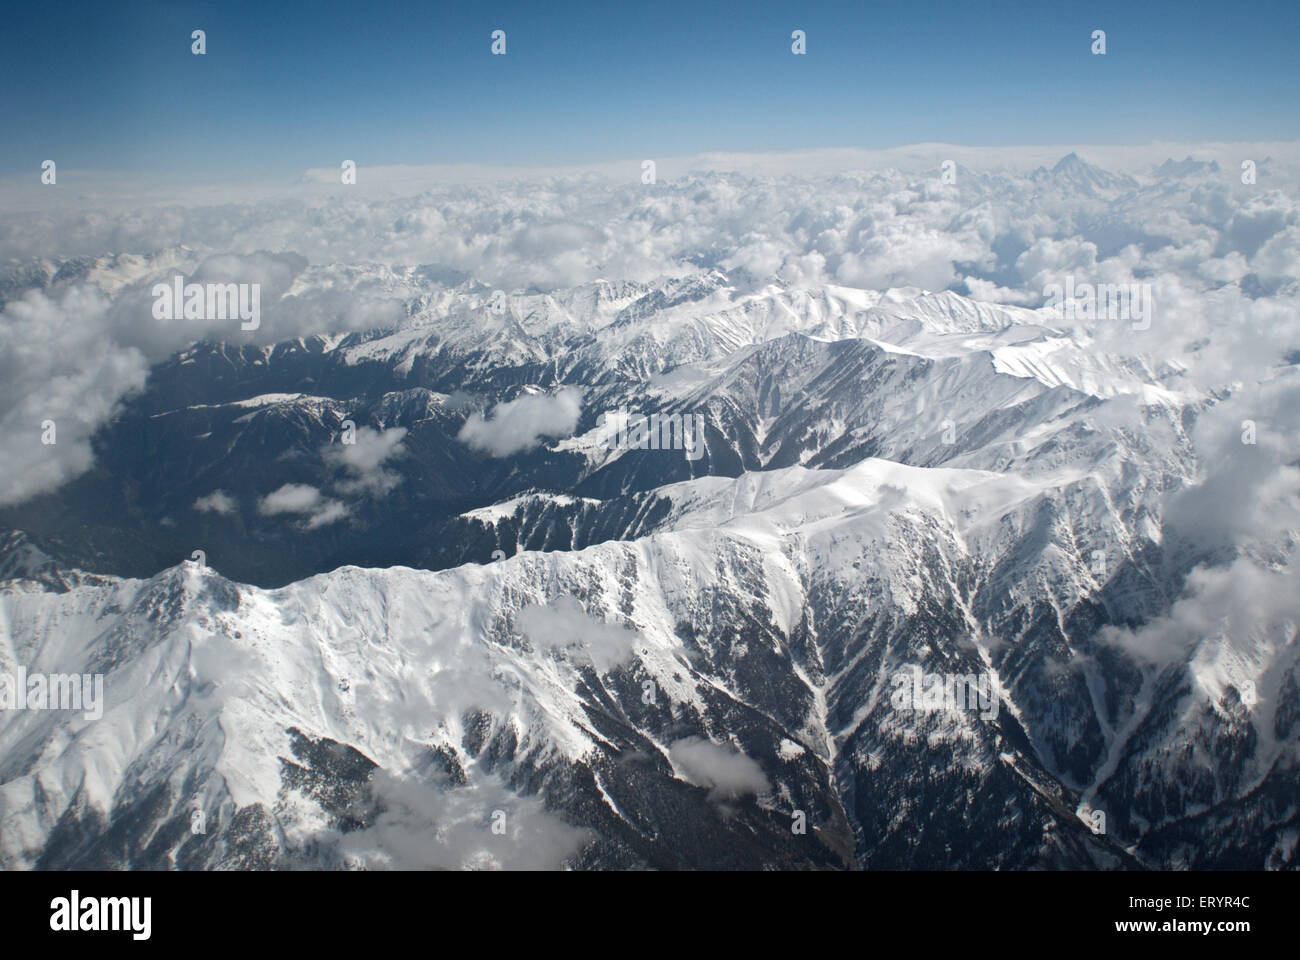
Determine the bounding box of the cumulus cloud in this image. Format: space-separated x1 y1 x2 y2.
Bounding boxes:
0 287 148 506
458 388 582 458
1015 236 1099 289
668 737 771 801
257 483 347 528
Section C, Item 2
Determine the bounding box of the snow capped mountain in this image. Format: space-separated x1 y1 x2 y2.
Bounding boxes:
0 272 1197 586
2 151 1298 870
0 460 1117 869
1032 152 1140 197
4 444 1293 869
1152 156 1222 179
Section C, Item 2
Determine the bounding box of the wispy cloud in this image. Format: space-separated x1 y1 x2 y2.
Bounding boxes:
324 425 408 496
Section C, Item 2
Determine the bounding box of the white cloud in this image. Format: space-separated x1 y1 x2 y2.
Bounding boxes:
305 500 349 529
336 768 589 870
193 490 238 515
1099 554 1300 669
257 483 347 528
324 426 408 496
1163 370 1300 551
258 483 324 515
668 737 771 801
0 287 148 507
458 388 582 458
515 596 638 673
2 143 1299 514
1015 236 1099 289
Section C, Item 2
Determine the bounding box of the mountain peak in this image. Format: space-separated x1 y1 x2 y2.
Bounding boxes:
1052 151 1085 171
1032 152 1137 195
1153 155 1222 178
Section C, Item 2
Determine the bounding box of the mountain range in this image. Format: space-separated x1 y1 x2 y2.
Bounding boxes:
1 153 1297 870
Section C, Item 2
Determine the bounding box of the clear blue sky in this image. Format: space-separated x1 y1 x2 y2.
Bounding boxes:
3 0 1298 178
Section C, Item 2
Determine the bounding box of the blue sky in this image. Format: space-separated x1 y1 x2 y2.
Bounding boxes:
3 0 1298 179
